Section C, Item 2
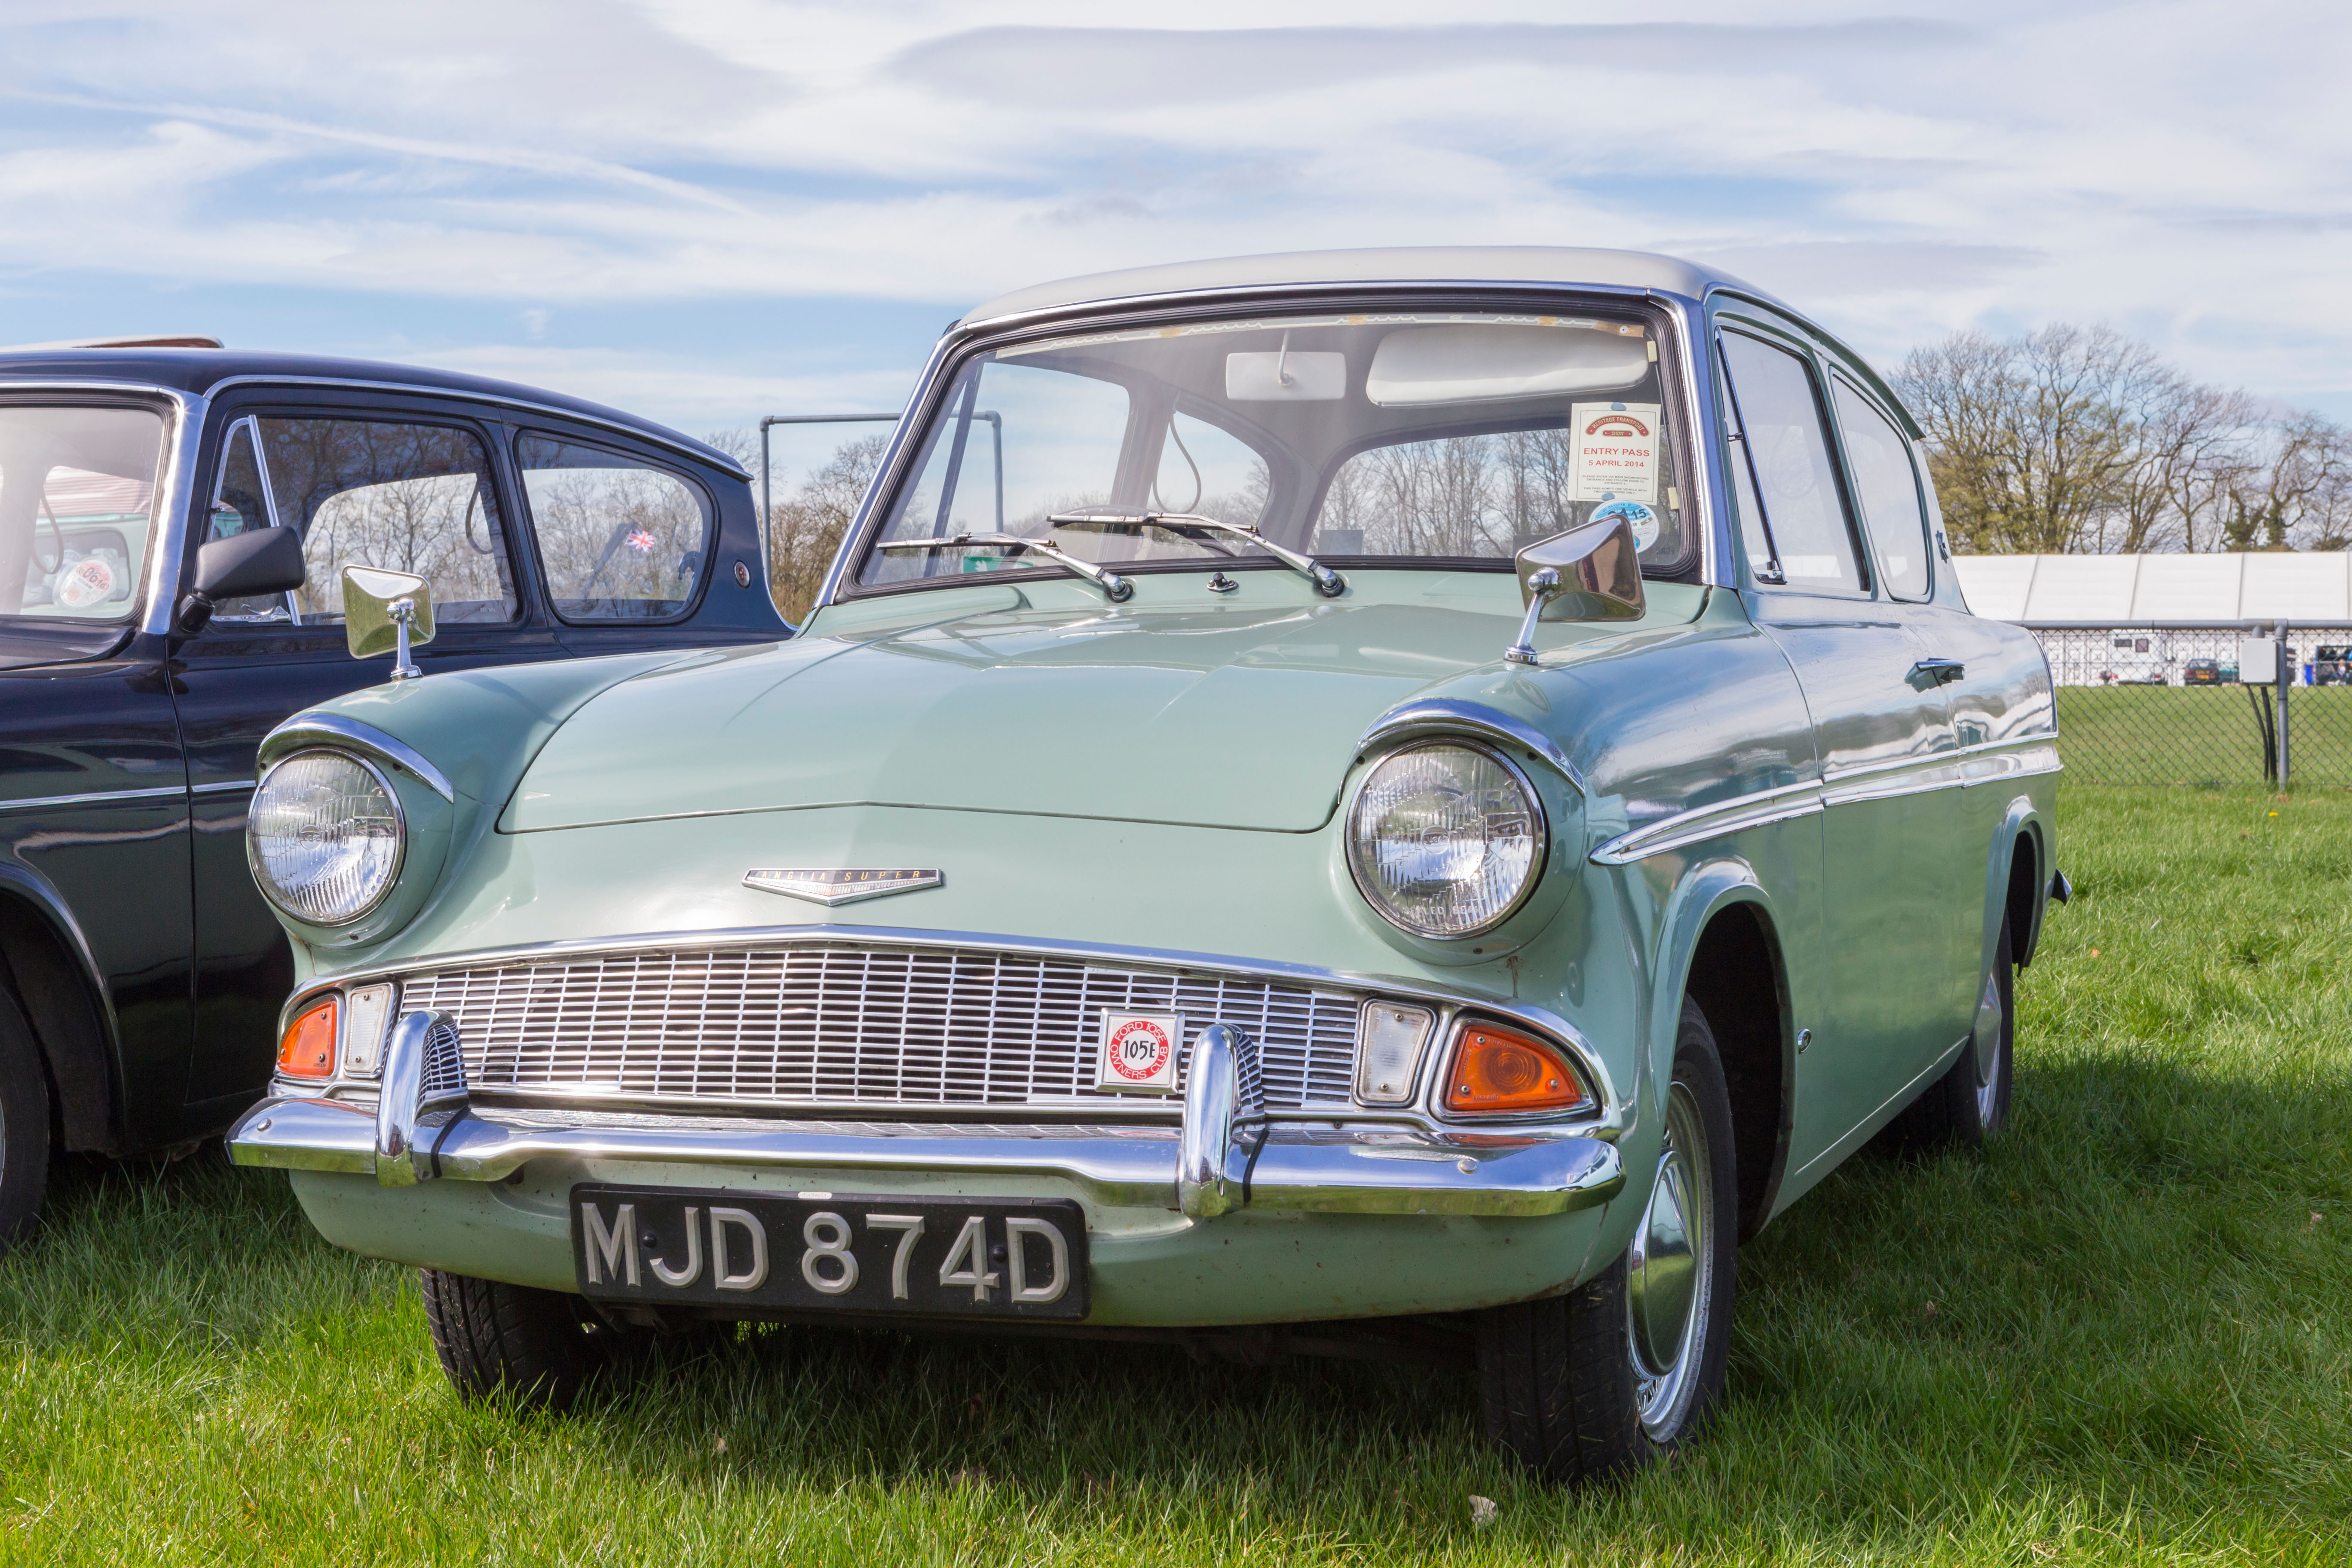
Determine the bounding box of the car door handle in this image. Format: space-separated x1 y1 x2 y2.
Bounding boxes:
1910 657 1965 686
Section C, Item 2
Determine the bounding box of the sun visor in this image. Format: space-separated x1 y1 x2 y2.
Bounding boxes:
1366 323 1650 407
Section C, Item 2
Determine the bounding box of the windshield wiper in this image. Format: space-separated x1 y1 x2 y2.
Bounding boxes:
1048 510 1347 599
874 531 1134 602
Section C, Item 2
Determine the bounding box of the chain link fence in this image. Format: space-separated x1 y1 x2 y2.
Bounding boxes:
2027 622 2352 786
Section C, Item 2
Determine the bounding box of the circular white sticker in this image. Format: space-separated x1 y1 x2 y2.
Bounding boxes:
55 557 115 609
1592 499 1660 552
1107 1018 1174 1083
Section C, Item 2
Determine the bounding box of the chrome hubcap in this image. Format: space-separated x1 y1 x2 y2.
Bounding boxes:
1627 1078 1712 1437
1973 968 2006 1127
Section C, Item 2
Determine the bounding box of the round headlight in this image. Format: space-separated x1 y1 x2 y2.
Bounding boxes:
247 750 406 925
1345 742 1546 938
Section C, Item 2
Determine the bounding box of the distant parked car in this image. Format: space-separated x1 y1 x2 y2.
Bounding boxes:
0 346 785 1246
231 248 2063 1487
2183 659 2223 685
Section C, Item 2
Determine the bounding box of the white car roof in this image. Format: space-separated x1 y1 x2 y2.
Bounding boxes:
959 246 1782 328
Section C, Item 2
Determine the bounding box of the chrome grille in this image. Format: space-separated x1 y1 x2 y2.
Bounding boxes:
395 943 1362 1112
418 1017 468 1106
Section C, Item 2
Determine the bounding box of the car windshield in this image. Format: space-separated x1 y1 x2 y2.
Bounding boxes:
0 404 166 623
854 306 1690 593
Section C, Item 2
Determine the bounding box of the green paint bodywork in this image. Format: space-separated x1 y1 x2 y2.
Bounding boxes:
262 550 2056 1323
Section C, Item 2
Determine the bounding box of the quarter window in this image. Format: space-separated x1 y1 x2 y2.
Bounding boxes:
518 435 711 620
1717 331 1863 595
205 416 518 626
1831 379 1932 600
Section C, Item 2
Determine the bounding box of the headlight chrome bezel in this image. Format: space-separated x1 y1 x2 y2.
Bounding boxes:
1344 739 1549 941
247 747 409 928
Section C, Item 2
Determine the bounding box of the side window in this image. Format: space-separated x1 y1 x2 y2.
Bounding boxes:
207 414 519 627
518 435 711 621
1716 362 1776 580
1717 331 1864 595
1831 378 1932 600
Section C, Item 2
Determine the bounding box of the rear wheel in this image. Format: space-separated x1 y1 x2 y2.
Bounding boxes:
0 987 52 1256
1476 997 1739 1484
419 1268 609 1408
1887 910 2015 1152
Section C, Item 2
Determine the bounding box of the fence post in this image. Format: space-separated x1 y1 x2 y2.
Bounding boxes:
2276 618 2291 789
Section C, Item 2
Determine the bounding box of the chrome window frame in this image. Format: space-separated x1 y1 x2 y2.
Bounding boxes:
812 279 1723 611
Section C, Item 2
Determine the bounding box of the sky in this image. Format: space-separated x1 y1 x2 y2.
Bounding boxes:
3 0 2347 460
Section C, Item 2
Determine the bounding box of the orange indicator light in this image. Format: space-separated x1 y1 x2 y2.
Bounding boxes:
278 998 338 1080
1445 1023 1592 1114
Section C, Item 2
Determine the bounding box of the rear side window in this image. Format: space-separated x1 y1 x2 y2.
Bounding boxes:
1831 379 1932 600
518 435 710 620
1718 331 1863 595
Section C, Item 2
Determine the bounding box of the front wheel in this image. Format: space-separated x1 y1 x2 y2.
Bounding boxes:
419 1268 612 1408
1476 997 1739 1484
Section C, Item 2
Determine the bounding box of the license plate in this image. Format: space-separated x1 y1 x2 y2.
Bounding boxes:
570 1185 1089 1320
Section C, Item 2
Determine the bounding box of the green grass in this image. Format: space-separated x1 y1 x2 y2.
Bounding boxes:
6 784 2351 1565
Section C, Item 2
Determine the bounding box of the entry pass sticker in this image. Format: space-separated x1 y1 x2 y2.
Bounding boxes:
1570 401 1662 504
1097 1011 1184 1093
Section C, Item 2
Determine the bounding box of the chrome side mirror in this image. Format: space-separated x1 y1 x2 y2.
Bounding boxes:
343 566 435 680
1504 514 1645 665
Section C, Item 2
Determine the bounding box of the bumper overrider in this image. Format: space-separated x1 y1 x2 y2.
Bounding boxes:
229 949 1628 1324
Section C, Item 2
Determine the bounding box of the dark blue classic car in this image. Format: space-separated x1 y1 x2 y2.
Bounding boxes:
0 346 786 1243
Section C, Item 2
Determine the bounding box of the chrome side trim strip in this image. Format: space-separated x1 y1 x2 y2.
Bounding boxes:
1590 782 1823 866
199 374 749 479
192 778 257 796
1356 698 1588 796
0 783 187 813
259 714 456 802
1591 737 2062 866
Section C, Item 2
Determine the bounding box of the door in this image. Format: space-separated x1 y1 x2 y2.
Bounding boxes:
1719 328 1961 1155
173 403 563 1109
0 397 194 1149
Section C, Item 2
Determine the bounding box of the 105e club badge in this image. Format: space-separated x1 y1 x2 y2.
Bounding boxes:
1096 1011 1184 1093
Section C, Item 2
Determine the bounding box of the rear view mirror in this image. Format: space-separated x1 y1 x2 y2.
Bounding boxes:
343 565 435 680
1504 514 1645 664
174 526 306 637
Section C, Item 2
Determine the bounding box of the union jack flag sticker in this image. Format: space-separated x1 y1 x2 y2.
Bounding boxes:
625 529 655 553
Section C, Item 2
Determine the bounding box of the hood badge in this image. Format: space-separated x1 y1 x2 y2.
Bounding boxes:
742 867 943 906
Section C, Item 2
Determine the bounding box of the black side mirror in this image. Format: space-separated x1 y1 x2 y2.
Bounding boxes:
176 527 306 638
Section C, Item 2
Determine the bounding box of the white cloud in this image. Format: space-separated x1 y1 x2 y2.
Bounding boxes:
0 0 2347 412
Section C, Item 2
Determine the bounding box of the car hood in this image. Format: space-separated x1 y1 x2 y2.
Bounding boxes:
502 593 1542 833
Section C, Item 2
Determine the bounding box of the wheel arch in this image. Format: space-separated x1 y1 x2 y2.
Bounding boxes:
1981 795 2052 976
1647 859 1795 1243
0 862 124 1155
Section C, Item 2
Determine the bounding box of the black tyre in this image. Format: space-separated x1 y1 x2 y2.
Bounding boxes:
419 1268 609 1408
0 986 52 1256
1886 910 2015 1152
1477 997 1739 1485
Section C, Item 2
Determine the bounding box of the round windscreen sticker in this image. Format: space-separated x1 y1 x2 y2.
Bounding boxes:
54 557 116 609
1592 499 1660 552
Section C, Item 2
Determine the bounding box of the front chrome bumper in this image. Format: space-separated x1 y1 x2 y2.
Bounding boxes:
229 1020 1622 1221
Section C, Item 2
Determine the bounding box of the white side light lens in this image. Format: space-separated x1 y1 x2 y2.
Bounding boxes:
1346 743 1544 938
1355 1001 1436 1105
340 983 397 1077
248 750 405 925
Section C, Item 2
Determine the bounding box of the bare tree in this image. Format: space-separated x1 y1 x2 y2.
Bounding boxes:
769 434 887 624
1896 324 2347 557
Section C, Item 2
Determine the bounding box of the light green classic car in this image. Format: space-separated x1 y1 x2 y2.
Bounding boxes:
229 248 2062 1485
